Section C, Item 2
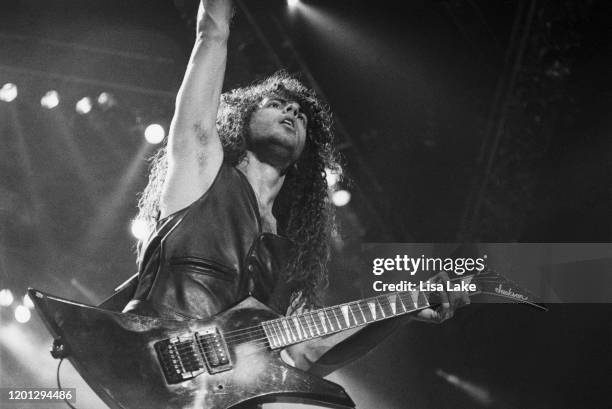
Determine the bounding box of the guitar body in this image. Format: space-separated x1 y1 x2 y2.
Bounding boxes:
28 289 354 409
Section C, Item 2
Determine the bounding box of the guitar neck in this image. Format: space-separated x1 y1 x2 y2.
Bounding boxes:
261 291 431 349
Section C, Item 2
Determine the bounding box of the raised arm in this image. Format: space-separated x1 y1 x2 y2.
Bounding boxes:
159 0 233 218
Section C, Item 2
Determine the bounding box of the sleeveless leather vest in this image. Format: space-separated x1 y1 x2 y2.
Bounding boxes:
123 163 295 320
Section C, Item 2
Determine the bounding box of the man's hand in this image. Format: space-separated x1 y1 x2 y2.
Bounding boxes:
413 271 470 323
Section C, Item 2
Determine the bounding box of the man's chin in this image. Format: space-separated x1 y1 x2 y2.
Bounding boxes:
249 141 300 170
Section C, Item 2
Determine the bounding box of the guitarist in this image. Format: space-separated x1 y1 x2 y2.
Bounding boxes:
120 0 468 394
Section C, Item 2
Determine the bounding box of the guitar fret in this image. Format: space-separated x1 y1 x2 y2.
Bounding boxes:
282 320 292 344
388 294 397 314
340 305 350 327
296 315 310 339
287 317 302 341
289 318 300 341
324 310 335 331
262 322 278 348
316 311 327 334
275 321 288 345
317 311 328 334
292 317 303 340
348 303 360 326
417 291 430 308
299 315 312 338
378 295 393 318
282 319 294 343
398 293 410 311
285 317 296 341
410 291 420 308
308 312 321 336
331 308 343 329
398 294 407 312
273 322 283 346
356 303 367 323
367 301 377 320
374 298 383 318
263 322 279 348
270 324 283 347
349 303 359 326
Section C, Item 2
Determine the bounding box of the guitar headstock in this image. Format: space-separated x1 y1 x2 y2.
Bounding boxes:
460 269 548 311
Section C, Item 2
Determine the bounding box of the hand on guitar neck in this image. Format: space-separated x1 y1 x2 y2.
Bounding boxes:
412 270 471 323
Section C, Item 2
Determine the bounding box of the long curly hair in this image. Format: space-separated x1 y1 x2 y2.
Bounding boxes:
136 71 342 308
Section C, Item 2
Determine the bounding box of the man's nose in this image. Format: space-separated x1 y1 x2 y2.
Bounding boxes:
283 102 300 115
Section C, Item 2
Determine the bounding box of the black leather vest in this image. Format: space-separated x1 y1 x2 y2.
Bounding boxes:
123 163 295 320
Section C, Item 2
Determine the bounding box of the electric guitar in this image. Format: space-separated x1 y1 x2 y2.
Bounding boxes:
28 271 545 409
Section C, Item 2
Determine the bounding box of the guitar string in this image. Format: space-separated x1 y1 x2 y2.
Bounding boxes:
203 290 431 343
175 292 422 349
211 275 494 340
172 301 422 361
170 283 497 358
167 293 413 356
167 299 518 366
169 277 498 358
170 293 517 365
176 280 490 348
174 288 503 365
174 312 411 367
171 296 429 359
171 290 506 367
173 275 490 344
171 281 494 355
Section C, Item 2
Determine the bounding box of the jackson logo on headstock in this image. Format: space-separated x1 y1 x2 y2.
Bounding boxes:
494 283 529 302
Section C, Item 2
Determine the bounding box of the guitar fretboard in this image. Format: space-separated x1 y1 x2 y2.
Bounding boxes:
261 291 430 349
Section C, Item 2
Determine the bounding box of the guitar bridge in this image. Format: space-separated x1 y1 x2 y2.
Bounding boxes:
195 327 232 374
155 335 204 384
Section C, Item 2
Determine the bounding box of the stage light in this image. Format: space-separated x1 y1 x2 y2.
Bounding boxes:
14 305 31 323
130 218 150 240
75 97 92 114
325 167 340 187
97 92 116 110
287 0 300 7
144 123 165 144
41 90 60 109
23 293 34 309
0 289 14 306
332 189 351 207
435 369 492 405
0 83 18 102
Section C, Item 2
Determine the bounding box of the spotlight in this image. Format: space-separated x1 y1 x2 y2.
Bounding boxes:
23 293 34 309
97 92 116 110
287 0 300 7
14 305 31 323
144 123 165 144
130 218 150 240
435 369 492 406
75 97 92 114
0 83 18 102
41 90 60 109
332 189 351 207
0 289 14 306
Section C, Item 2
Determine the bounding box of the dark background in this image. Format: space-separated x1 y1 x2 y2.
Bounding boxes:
1 1 611 408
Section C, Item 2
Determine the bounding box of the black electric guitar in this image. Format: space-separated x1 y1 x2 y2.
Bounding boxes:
29 271 544 409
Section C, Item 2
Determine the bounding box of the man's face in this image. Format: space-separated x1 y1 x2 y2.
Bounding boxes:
247 96 309 168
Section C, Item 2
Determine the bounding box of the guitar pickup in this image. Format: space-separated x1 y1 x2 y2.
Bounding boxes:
195 327 232 374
